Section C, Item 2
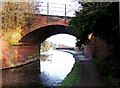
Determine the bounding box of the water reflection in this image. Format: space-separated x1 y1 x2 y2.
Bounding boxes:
1 59 41 86
40 50 75 86
1 50 75 87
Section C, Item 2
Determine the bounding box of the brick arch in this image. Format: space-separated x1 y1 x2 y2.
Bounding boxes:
1 25 77 69
19 25 75 44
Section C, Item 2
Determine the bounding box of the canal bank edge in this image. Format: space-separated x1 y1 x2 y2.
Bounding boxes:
1 58 40 70
58 61 82 86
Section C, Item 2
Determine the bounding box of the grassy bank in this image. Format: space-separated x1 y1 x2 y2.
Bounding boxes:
58 61 82 86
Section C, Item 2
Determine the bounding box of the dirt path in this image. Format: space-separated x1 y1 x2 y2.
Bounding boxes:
75 56 105 86
61 50 105 86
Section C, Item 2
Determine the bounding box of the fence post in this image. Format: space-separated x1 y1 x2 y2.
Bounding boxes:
65 4 66 23
47 3 49 15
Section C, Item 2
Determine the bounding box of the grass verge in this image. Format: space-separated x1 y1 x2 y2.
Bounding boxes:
58 61 82 86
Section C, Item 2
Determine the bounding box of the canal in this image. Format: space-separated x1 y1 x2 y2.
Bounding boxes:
1 50 75 87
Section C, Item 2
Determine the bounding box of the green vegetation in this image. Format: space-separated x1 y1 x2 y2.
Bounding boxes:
58 62 82 86
40 55 49 61
92 57 120 88
40 40 57 51
2 2 34 45
40 41 53 51
70 2 119 46
69 2 119 88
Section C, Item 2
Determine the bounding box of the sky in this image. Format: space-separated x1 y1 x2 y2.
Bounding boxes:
37 0 78 4
0 0 78 47
37 0 78 47
46 34 77 47
35 0 81 16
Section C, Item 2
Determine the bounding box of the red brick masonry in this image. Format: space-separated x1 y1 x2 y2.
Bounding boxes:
1 44 39 69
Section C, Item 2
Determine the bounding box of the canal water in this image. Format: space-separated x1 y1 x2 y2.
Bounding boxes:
1 50 75 87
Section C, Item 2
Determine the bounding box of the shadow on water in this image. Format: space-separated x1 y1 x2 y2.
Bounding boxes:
1 50 75 87
1 59 43 87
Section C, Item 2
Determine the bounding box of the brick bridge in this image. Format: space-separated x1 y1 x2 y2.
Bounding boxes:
19 14 74 44
1 14 77 69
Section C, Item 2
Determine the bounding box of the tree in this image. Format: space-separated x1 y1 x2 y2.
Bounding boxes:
40 41 52 51
2 2 34 45
69 2 119 87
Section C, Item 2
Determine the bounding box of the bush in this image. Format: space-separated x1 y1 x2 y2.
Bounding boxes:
92 55 120 88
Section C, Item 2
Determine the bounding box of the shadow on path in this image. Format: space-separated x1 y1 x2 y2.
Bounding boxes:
75 59 105 86
60 49 105 87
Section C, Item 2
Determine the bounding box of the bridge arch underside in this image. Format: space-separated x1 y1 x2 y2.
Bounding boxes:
19 25 75 45
2 25 77 69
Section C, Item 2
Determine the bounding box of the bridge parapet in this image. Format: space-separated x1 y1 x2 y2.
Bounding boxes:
32 15 70 29
22 15 70 37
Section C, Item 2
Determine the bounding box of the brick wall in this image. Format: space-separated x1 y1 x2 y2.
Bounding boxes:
1 44 40 69
84 45 94 59
22 15 70 37
84 37 111 59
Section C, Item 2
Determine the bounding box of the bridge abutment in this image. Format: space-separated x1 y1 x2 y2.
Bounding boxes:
1 43 40 70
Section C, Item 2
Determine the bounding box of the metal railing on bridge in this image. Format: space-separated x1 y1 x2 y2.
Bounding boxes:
33 2 82 17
